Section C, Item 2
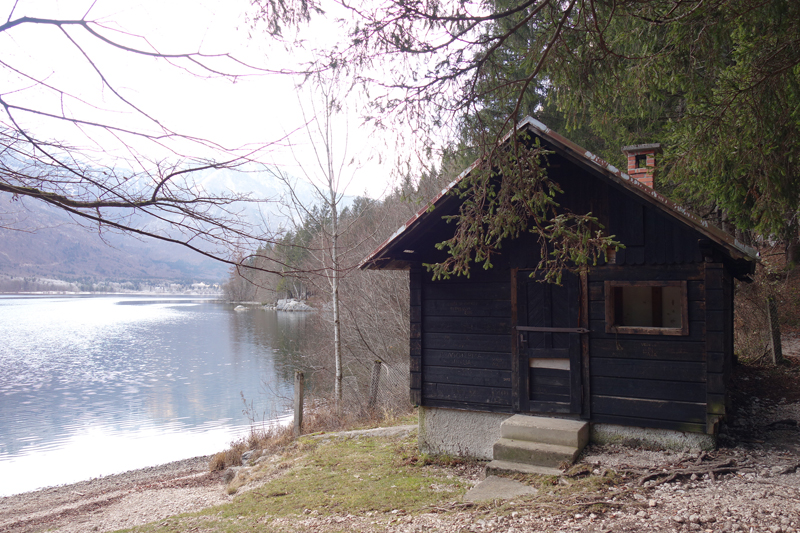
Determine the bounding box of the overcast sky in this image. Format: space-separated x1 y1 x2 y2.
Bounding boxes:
2 0 398 199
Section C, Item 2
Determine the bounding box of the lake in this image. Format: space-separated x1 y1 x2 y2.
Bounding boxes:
0 295 310 497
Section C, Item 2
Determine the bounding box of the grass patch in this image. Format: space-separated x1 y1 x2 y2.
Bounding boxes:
119 411 633 533
225 434 465 516
124 430 470 533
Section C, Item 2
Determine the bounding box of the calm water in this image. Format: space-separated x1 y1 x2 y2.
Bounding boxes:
0 295 309 496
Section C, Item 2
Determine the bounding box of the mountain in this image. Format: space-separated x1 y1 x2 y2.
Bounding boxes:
0 200 230 283
0 167 329 285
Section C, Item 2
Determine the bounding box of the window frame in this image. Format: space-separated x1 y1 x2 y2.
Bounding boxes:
604 280 689 336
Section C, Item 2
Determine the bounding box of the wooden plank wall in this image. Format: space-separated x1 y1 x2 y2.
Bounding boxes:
420 268 514 412
723 269 735 382
554 167 704 267
409 265 422 406
588 264 708 433
705 262 730 431
607 189 703 266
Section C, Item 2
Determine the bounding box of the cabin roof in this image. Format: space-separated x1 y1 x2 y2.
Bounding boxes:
361 117 758 274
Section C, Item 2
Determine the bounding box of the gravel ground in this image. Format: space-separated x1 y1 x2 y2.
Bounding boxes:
0 456 230 533
3 354 799 533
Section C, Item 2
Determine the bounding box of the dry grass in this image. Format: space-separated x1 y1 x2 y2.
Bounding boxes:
209 440 250 471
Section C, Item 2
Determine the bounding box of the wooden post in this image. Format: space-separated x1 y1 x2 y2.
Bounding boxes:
767 296 783 365
368 360 382 411
293 371 304 437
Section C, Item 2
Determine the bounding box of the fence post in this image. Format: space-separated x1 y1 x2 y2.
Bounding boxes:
767 296 783 365
293 371 304 437
368 360 382 411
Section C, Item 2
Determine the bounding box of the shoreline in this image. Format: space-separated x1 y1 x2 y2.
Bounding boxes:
0 455 229 533
1 454 213 499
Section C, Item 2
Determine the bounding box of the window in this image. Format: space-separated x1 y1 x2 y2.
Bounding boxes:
605 281 688 335
635 154 648 169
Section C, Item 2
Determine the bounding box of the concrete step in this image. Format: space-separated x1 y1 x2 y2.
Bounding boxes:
486 459 562 477
500 415 589 449
493 438 580 468
464 475 540 502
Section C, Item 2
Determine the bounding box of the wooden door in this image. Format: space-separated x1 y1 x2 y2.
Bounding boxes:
515 270 583 414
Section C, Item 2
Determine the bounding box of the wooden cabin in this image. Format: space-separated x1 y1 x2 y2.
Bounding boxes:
361 118 756 458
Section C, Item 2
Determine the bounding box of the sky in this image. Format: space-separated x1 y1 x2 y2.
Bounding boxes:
1 0 401 199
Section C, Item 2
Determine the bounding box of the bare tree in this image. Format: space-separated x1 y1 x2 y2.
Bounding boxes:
0 4 293 269
336 195 415 413
268 79 363 413
269 190 416 416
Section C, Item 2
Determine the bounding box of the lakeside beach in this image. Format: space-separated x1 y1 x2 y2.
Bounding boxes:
0 455 229 533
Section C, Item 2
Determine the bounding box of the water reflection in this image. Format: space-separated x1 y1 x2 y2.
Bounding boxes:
0 296 309 496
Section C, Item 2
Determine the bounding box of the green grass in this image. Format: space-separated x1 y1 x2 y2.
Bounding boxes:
122 431 470 533
227 436 464 516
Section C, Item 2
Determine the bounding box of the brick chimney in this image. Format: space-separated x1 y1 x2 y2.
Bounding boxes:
621 143 662 188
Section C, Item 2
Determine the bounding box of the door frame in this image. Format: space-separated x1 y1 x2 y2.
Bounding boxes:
510 268 590 417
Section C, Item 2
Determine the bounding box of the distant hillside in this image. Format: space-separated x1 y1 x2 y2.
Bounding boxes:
0 167 325 284
0 200 229 282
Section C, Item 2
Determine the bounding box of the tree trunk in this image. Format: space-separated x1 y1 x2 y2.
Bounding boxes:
330 182 343 416
787 234 800 268
767 296 784 365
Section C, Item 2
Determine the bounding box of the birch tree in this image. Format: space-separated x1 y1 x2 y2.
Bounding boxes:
270 80 364 414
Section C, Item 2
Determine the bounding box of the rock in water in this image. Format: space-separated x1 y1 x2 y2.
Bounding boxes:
274 299 313 312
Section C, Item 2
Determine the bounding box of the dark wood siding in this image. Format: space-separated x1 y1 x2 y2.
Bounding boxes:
405 149 743 437
409 265 422 405
705 262 733 430
548 164 703 267
588 263 708 433
602 185 703 266
420 267 513 412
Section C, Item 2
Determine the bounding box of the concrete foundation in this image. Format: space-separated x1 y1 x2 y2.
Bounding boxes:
420 408 717 458
419 407 511 459
591 423 716 451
